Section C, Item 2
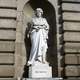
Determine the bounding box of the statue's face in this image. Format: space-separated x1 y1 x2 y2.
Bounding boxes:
36 10 42 17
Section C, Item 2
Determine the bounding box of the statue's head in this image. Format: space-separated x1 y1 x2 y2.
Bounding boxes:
35 8 43 17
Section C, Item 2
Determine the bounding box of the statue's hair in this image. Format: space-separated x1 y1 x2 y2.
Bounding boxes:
36 8 43 14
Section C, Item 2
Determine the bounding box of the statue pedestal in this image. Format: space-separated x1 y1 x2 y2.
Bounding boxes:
24 78 63 80
29 62 52 78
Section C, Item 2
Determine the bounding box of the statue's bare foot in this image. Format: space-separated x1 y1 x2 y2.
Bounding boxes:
42 60 48 64
37 59 42 63
37 56 42 63
27 61 32 66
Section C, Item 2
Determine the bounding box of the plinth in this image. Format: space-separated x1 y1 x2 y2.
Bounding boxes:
29 61 52 78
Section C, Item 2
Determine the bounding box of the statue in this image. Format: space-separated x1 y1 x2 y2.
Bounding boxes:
27 8 49 66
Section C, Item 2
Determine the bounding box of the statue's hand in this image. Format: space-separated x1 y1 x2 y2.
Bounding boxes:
43 24 47 29
36 27 39 32
43 25 49 30
27 34 29 38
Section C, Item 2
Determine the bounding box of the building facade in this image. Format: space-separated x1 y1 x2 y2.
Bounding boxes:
0 0 80 80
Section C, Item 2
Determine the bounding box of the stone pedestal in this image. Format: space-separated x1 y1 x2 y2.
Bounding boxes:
22 78 63 80
29 62 52 78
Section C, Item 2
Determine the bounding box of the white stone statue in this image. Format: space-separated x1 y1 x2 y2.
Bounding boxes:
27 8 49 66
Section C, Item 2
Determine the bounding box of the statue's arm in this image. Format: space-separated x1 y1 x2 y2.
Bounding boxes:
43 18 49 31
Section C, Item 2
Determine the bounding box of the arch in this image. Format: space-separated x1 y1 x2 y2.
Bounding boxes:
18 0 56 12
23 0 58 78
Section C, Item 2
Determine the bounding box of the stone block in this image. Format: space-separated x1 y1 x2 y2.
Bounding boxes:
62 3 80 11
16 21 23 33
65 54 80 64
21 43 26 65
15 54 23 67
63 12 80 21
0 9 16 18
0 78 16 80
16 32 23 43
0 41 15 52
15 43 23 55
0 53 14 64
0 65 14 77
15 44 25 77
0 19 16 29
17 0 28 11
65 66 79 76
17 12 23 22
62 0 80 2
16 21 23 43
29 62 52 78
64 42 80 53
63 22 80 31
0 30 16 40
0 0 17 8
64 32 80 41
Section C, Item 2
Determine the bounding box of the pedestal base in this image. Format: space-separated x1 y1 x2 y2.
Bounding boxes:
22 78 63 80
29 62 52 78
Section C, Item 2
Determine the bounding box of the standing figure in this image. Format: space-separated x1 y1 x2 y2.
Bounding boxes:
27 8 49 66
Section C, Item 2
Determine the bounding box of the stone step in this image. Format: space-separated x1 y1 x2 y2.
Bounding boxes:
22 78 63 80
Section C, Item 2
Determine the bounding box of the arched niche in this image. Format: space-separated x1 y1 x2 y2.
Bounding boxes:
23 0 58 78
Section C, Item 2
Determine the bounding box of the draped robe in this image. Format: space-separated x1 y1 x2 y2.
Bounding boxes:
28 17 49 64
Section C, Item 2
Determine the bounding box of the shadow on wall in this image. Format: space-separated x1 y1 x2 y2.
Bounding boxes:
23 0 57 78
